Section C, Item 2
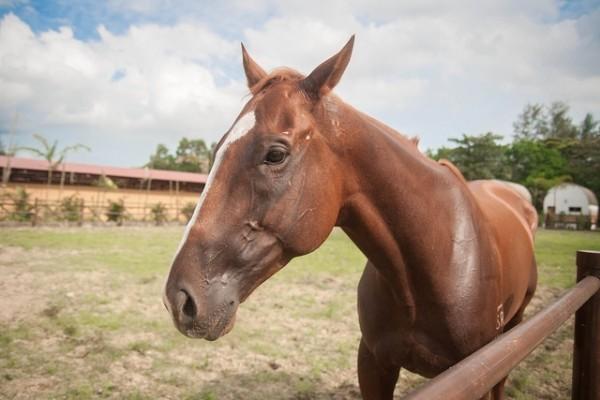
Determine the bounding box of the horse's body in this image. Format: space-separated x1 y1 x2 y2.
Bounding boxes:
163 37 537 399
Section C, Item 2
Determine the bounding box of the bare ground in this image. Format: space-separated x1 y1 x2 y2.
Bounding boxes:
0 229 580 399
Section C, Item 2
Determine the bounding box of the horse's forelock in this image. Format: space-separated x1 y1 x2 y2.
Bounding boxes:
250 68 305 94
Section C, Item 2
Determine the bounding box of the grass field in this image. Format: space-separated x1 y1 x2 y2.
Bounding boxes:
0 227 598 399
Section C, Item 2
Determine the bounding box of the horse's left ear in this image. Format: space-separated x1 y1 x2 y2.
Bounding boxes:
301 35 354 98
241 43 268 93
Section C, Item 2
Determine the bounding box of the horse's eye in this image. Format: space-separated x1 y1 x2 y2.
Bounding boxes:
264 148 288 165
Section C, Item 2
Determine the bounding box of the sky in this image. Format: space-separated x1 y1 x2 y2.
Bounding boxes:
0 0 599 167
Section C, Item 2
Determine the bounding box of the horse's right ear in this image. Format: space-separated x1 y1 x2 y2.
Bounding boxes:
241 43 267 93
301 35 354 99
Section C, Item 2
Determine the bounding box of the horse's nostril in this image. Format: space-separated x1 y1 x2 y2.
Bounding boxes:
180 290 197 319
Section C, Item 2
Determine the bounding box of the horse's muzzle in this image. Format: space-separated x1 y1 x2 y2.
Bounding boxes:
164 282 239 340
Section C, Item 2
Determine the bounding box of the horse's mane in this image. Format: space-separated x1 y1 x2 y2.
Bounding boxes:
250 68 304 94
350 105 423 155
438 159 468 184
250 69 423 156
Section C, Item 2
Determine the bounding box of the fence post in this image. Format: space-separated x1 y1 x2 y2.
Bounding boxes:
31 198 38 227
78 199 84 227
572 250 600 400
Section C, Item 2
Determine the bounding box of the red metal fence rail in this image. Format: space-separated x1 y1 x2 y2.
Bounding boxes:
404 250 600 400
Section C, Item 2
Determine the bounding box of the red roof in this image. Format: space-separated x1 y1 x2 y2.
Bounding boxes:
0 155 207 184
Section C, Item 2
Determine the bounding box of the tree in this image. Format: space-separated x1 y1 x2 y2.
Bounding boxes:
175 138 210 173
510 102 600 207
513 104 548 140
147 144 175 170
514 102 580 141
546 102 578 140
146 138 214 173
579 113 599 141
543 110 600 200
565 132 600 202
1 114 27 187
427 102 598 210
21 134 90 189
426 146 454 161
430 133 509 180
2 143 19 187
506 139 570 210
506 139 568 183
525 175 571 212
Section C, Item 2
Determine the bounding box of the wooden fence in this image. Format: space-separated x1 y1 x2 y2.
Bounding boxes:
0 198 193 225
404 250 600 400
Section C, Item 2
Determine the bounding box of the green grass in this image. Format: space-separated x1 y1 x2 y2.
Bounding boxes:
0 226 598 399
535 229 600 288
0 226 177 275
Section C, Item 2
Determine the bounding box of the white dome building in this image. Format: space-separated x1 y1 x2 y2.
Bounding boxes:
543 183 598 229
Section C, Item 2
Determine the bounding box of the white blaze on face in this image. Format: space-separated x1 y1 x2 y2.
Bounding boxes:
171 111 256 263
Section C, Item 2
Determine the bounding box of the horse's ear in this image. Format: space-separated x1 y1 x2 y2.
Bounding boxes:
241 43 267 93
301 35 354 98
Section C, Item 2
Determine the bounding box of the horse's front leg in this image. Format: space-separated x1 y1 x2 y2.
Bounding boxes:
358 338 400 399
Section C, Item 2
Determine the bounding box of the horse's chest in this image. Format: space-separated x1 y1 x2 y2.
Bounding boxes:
370 330 459 377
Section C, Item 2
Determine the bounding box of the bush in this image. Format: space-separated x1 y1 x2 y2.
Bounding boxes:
150 202 168 225
106 199 125 226
181 202 196 222
60 195 83 222
10 187 33 221
576 213 590 231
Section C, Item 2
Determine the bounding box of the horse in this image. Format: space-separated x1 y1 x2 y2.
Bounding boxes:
162 36 538 400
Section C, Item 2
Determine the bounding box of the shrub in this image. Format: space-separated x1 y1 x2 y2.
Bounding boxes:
60 195 82 222
151 202 168 225
181 202 196 222
10 187 33 221
576 213 590 231
106 199 125 226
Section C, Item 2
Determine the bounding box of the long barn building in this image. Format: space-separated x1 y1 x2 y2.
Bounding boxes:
0 155 207 222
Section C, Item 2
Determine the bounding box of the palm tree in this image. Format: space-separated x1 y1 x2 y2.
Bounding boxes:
2 143 24 188
1 113 25 189
21 134 90 197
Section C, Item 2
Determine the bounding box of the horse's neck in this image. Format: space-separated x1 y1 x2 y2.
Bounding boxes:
331 102 480 316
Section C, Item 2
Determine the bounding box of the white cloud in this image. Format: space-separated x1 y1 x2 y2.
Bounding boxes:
0 1 599 166
0 13 246 165
242 1 600 149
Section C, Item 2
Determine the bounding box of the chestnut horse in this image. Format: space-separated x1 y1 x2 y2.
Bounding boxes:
163 36 537 399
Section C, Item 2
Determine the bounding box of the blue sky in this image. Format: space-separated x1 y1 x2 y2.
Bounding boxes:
1 0 599 167
2 1 271 41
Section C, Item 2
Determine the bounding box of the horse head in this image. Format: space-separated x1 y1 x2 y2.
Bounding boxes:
163 36 355 340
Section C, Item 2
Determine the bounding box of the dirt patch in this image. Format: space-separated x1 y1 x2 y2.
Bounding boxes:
0 228 584 399
0 246 113 324
0 247 48 323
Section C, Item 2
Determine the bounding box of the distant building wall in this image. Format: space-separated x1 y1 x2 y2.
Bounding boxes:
543 184 596 216
0 156 206 223
2 183 200 222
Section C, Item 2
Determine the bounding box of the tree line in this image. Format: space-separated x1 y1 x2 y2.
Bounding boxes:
146 138 215 174
427 102 600 211
4 102 595 215
145 102 598 213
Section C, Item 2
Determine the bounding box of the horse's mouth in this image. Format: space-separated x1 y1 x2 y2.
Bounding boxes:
181 308 238 341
